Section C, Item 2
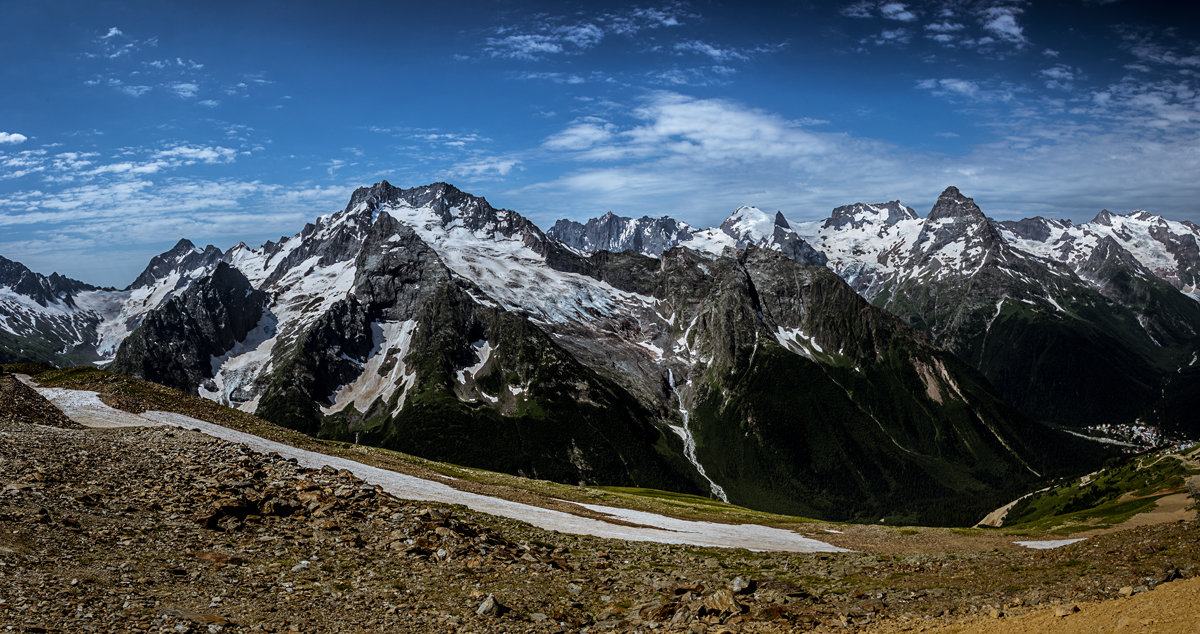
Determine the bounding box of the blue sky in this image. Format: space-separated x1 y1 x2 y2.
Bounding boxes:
2 0 1199 286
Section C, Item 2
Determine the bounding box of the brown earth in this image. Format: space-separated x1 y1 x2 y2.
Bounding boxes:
869 575 1200 633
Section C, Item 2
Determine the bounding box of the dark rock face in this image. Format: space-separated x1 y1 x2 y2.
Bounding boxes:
548 213 695 257
110 263 267 392
772 222 828 267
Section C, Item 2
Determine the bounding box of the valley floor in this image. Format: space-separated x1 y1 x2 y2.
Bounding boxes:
3 373 1199 632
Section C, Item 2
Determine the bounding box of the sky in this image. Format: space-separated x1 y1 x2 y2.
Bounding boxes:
2 0 1200 287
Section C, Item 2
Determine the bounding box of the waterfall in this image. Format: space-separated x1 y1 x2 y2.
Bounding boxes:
667 369 729 503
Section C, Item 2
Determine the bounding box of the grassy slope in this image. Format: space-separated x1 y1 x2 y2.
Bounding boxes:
1002 445 1200 535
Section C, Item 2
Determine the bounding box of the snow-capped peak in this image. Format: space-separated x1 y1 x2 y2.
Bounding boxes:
719 205 778 246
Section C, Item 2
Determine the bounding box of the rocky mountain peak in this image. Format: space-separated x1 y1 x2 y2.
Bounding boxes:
547 213 695 257
997 216 1069 243
1091 209 1115 226
824 201 918 230
128 239 224 291
927 186 986 222
774 211 790 230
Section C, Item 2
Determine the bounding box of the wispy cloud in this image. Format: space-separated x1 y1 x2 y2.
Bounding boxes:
446 156 522 178
542 119 616 151
672 40 786 62
480 3 690 60
916 78 986 99
83 27 269 106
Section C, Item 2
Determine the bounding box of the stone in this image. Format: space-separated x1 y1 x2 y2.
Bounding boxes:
703 589 743 615
729 576 754 594
476 595 507 617
1054 605 1079 617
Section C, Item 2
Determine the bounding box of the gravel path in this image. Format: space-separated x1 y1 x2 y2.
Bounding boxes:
31 382 847 553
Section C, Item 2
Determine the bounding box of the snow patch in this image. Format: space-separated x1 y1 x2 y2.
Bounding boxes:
325 320 419 416
1014 538 1085 550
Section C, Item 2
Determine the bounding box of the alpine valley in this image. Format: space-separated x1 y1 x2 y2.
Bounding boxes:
5 182 1197 525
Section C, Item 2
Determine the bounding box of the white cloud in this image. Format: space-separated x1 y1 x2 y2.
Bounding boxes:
672 40 786 63
512 88 1200 232
875 28 911 45
925 21 964 33
842 1 875 18
515 71 587 84
543 120 615 151
0 132 28 145
169 82 200 98
557 23 604 48
880 3 917 22
479 3 688 60
119 85 151 97
674 40 748 62
447 156 522 178
153 144 237 164
980 6 1026 46
101 27 122 39
916 78 993 100
1039 64 1080 90
484 34 564 60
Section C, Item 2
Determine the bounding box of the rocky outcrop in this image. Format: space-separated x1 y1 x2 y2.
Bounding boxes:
110 263 267 392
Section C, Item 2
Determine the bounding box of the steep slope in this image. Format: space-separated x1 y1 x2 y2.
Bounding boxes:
795 187 1200 431
108 181 1086 524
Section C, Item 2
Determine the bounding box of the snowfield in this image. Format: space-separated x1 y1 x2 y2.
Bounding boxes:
28 379 848 553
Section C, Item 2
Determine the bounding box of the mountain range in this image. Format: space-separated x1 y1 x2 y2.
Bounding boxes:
8 181 1194 523
551 187 1200 435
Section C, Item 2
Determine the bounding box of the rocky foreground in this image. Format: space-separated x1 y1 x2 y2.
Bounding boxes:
2 372 1200 633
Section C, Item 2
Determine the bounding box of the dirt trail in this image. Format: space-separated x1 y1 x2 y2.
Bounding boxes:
874 575 1200 633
